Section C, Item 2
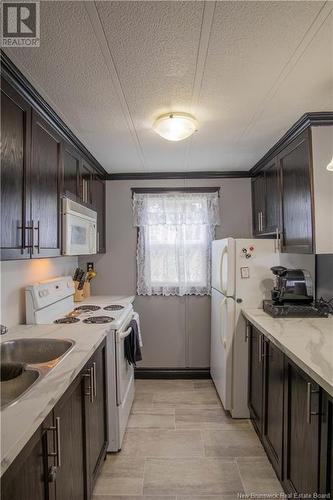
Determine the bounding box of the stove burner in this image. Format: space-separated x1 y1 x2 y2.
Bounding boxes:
54 317 80 324
74 305 101 313
83 316 115 324
104 304 124 311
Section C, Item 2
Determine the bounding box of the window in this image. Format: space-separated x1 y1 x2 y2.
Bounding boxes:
133 191 220 296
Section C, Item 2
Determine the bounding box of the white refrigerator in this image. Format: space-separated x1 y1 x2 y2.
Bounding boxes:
210 238 278 418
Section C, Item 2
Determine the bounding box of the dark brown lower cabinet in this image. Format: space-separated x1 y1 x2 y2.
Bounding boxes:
283 359 320 495
53 376 86 500
84 342 108 496
247 320 331 498
262 338 284 478
248 325 263 434
1 412 54 500
320 392 333 495
1 340 107 500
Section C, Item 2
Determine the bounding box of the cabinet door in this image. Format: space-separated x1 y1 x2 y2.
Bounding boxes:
63 142 80 199
262 338 284 478
91 175 106 253
53 376 86 500
248 325 264 434
263 158 280 235
279 131 313 253
79 161 93 205
283 359 320 495
1 78 31 260
1 413 54 500
31 111 62 258
84 341 108 495
320 391 333 496
252 174 265 236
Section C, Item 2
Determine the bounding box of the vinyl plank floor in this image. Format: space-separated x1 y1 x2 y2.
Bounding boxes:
93 379 280 498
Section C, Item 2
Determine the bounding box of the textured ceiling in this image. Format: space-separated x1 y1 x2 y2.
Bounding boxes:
4 1 333 173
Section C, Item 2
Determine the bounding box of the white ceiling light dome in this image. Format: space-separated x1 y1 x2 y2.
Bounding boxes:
153 112 198 142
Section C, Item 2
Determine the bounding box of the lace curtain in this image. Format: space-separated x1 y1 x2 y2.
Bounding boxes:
133 192 220 296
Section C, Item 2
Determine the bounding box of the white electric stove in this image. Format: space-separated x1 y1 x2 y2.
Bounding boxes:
25 276 136 451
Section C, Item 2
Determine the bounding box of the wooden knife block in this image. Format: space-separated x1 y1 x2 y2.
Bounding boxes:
74 281 91 302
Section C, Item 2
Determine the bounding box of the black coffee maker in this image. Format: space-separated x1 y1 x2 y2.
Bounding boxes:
270 266 313 304
263 266 328 317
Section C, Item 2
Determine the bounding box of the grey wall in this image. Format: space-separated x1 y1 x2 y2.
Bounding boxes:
79 178 252 368
0 256 78 327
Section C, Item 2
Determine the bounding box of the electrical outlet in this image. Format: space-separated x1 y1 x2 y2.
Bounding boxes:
87 262 94 272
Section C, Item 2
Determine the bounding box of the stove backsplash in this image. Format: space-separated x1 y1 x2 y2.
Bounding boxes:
0 257 78 328
316 254 333 301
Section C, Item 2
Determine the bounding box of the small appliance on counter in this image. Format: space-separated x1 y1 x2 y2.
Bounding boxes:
263 266 329 318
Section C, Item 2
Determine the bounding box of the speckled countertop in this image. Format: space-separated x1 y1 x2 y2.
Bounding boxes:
0 295 135 477
242 308 333 397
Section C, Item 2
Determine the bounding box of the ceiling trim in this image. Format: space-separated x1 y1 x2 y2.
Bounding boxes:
85 1 146 169
237 1 333 144
107 170 250 181
250 112 333 176
185 1 216 170
0 50 107 177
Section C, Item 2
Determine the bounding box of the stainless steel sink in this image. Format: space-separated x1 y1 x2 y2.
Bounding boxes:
1 367 40 408
0 338 75 409
0 338 74 365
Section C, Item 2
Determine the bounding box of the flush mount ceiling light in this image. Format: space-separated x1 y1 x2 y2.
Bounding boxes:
153 112 198 142
327 156 333 172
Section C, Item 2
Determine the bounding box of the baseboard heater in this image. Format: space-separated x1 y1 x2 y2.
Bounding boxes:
134 367 210 379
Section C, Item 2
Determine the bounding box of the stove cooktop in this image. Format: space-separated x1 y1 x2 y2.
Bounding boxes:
82 316 115 324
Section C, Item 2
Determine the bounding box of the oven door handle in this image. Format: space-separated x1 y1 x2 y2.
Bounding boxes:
117 326 132 342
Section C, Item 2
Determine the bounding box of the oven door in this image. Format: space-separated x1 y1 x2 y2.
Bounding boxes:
116 318 135 406
63 212 96 255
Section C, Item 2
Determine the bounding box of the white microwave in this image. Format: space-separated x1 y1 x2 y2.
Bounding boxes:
62 198 97 255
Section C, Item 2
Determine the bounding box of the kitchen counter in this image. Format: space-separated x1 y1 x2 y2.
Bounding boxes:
0 293 135 477
0 323 108 477
242 308 333 397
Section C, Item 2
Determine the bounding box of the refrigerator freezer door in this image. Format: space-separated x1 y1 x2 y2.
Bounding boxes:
210 288 235 411
212 238 235 297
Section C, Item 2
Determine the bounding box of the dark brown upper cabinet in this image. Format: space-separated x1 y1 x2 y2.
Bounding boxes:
91 175 106 254
262 157 280 236
279 130 313 254
252 173 265 236
1 78 31 260
1 55 108 261
30 111 62 258
63 142 80 200
79 161 93 205
252 130 313 253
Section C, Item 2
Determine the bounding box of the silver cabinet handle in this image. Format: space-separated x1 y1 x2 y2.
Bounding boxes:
46 416 61 467
83 367 94 403
55 417 61 467
306 382 319 424
257 212 261 232
258 334 262 363
93 361 97 397
259 212 263 232
245 322 250 342
97 232 100 253
36 220 40 253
